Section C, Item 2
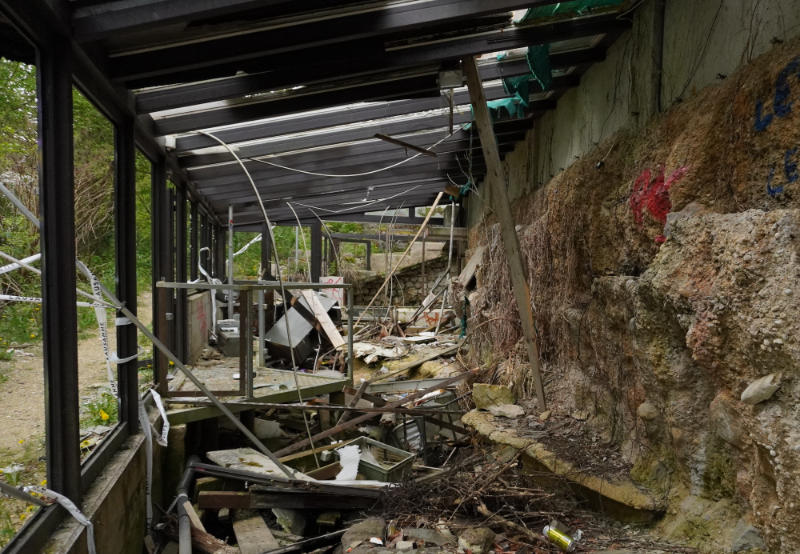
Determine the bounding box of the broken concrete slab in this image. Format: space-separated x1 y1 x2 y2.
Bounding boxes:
207 447 312 481
472 383 515 410
462 410 665 515
488 403 525 418
232 510 280 553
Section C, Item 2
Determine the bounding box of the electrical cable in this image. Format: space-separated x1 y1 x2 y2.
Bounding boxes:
199 130 321 467
247 129 459 178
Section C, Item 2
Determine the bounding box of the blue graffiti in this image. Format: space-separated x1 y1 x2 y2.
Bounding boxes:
754 56 800 132
766 166 783 197
766 146 799 197
785 147 799 183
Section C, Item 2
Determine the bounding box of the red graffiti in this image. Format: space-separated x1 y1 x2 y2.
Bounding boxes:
630 165 688 242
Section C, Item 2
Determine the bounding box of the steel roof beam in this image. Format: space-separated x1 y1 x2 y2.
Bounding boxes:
117 12 627 88
186 134 501 184
179 105 547 169
73 0 292 41
157 73 441 137
135 47 593 114
107 0 557 82
198 161 484 204
166 73 566 146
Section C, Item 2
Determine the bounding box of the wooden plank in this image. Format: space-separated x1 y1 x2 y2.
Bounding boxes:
198 491 251 510
183 500 207 533
233 510 280 554
463 56 547 410
298 289 345 348
457 245 486 287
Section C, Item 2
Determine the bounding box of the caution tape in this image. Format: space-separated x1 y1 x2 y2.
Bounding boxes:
23 486 96 554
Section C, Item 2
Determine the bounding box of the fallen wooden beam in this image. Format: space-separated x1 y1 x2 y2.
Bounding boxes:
166 400 463 416
298 289 345 348
198 489 380 511
464 56 547 409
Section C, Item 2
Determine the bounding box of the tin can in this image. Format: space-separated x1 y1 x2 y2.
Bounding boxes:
542 525 575 552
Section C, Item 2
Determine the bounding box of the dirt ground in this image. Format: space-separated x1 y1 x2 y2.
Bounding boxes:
0 292 152 450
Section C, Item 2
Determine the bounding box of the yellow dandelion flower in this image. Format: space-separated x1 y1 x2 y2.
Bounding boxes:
18 439 24 445
169 360 174 366
99 409 109 421
19 513 27 521
39 479 47 486
26 505 34 512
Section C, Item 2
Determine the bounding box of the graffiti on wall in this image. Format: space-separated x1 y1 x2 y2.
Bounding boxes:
630 165 689 243
754 56 799 197
754 56 799 133
766 146 799 197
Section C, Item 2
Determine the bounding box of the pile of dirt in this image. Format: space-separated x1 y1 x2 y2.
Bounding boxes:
467 36 800 552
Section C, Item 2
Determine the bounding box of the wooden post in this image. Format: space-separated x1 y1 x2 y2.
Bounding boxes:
463 56 547 410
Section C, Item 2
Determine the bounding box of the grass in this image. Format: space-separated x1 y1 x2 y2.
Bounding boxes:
0 438 46 549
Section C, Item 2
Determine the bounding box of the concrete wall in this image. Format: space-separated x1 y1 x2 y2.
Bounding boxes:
45 412 167 554
467 0 800 225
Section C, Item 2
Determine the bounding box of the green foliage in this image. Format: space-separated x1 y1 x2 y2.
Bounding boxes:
81 391 119 427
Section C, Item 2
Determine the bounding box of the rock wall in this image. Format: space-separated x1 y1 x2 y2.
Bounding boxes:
353 255 450 306
466 35 800 552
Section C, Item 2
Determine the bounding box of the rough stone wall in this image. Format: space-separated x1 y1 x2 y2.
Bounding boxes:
353 255 450 306
465 21 800 554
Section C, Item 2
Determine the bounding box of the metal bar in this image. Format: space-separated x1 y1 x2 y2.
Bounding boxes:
240 289 254 399
168 187 177 355
157 281 351 291
190 201 199 281
37 33 81 503
227 205 235 318
347 287 354 384
261 223 272 279
310 221 322 283
464 55 546 409
115 114 139 429
164 400 464 415
257 288 265 368
176 186 188 362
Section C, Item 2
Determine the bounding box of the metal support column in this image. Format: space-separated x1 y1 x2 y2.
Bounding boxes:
260 223 272 279
310 220 322 283
114 115 139 429
365 241 371 271
152 159 169 394
167 187 176 355
38 35 81 502
176 187 188 361
190 201 199 282
227 205 234 317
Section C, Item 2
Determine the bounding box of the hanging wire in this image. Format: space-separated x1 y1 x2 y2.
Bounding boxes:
247 129 459 178
199 130 321 467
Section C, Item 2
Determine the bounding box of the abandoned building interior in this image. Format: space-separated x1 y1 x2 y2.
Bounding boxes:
0 0 799 552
